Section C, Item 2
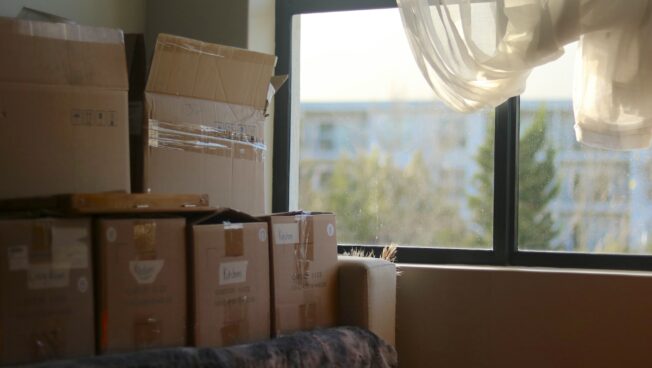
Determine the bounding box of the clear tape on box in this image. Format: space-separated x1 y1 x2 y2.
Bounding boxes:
5 17 124 44
148 119 266 161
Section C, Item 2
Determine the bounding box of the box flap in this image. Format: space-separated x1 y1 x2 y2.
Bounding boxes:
146 34 276 111
17 7 75 23
265 75 288 114
195 207 263 225
260 211 334 220
0 17 127 90
270 75 288 94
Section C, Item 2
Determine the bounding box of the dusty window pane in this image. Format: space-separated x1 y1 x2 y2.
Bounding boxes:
294 9 494 248
520 43 652 254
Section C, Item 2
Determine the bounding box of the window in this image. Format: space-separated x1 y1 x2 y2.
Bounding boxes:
317 123 334 151
519 43 650 255
274 1 652 269
293 9 493 250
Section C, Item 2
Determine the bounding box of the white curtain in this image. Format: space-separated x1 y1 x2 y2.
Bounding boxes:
397 0 652 150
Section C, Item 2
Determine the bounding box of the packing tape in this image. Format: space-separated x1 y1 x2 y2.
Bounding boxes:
13 19 124 44
32 322 62 360
148 119 266 160
30 223 52 264
298 302 317 330
221 295 248 345
224 224 244 257
293 216 315 288
133 221 157 260
220 323 242 346
134 316 161 349
157 40 227 59
298 216 315 262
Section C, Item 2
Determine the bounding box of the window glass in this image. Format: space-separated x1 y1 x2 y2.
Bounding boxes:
519 43 651 253
293 9 494 248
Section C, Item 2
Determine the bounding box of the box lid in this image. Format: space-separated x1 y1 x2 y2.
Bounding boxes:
194 207 264 225
146 34 277 111
260 211 334 219
0 17 128 90
0 193 214 215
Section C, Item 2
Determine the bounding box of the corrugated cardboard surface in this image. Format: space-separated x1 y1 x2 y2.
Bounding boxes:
0 17 130 199
96 217 186 354
0 218 94 365
191 221 270 347
264 213 338 337
146 34 275 111
142 34 275 214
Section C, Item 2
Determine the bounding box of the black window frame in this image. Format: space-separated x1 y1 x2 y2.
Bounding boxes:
273 0 652 271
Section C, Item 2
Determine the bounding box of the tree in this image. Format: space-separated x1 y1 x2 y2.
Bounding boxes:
518 107 560 249
467 113 495 246
299 149 470 246
469 107 560 249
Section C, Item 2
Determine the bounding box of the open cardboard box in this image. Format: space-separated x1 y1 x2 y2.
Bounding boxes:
141 34 286 215
0 17 130 199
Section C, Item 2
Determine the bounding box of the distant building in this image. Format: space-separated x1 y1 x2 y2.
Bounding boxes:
299 100 652 253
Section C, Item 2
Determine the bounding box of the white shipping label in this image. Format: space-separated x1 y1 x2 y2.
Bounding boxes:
129 260 165 284
8 245 28 271
273 223 299 245
219 260 248 285
27 265 69 289
52 227 89 269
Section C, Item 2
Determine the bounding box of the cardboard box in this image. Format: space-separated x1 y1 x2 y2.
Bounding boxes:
95 217 186 354
0 17 130 199
142 34 285 215
262 212 338 336
0 218 94 365
190 208 270 347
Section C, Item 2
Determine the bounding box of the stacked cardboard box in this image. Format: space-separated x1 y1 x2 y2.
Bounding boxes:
0 17 130 199
262 212 339 336
0 12 344 366
96 217 187 353
190 208 270 347
0 218 95 365
141 34 285 215
0 193 213 363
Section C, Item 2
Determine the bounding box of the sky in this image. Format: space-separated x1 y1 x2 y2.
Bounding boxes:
299 8 576 103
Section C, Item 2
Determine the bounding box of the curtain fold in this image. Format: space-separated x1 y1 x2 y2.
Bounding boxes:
397 0 652 150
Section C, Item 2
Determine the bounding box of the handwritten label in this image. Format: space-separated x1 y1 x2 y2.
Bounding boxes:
27 265 69 289
52 227 89 269
129 260 165 284
273 223 299 245
8 245 28 271
219 260 248 285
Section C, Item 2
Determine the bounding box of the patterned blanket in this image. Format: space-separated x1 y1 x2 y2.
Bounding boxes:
20 326 397 368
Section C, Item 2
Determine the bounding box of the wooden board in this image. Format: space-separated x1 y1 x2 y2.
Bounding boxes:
0 193 214 215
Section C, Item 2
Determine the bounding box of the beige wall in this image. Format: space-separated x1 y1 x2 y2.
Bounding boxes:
248 0 276 213
145 0 249 58
0 0 145 32
396 265 652 368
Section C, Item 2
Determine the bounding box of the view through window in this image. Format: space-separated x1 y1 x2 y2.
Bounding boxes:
293 9 494 248
519 43 652 254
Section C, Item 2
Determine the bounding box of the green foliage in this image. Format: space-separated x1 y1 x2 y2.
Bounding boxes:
518 107 560 249
468 112 495 246
468 107 560 249
299 149 470 246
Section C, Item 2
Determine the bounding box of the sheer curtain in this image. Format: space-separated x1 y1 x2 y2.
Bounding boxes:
397 0 652 150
